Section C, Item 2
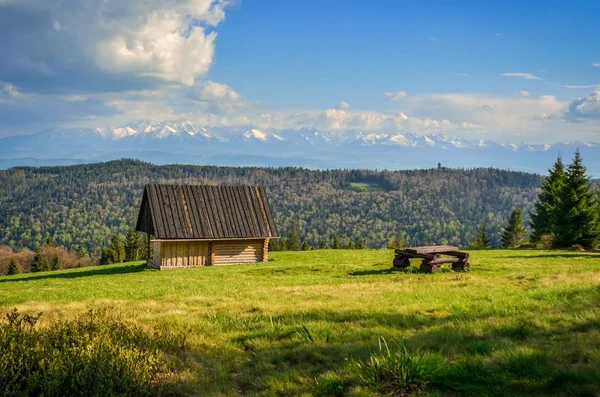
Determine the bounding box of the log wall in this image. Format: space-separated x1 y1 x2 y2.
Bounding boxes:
213 239 264 265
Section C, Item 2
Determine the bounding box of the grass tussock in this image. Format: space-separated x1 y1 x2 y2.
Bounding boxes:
0 308 186 397
352 337 443 396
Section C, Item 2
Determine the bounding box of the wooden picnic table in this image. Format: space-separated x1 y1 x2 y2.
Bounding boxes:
393 245 469 273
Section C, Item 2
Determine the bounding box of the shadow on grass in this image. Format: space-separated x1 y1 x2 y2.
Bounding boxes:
349 264 458 276
348 267 412 276
0 264 148 284
503 253 598 259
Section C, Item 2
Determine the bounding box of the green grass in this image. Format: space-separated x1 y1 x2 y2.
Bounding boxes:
349 182 384 192
1 249 600 396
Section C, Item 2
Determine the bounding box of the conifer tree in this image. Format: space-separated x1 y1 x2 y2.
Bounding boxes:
109 234 126 263
346 238 355 249
554 150 600 248
7 258 19 275
501 209 527 248
32 250 48 272
386 235 406 250
286 222 302 251
331 236 341 249
99 247 115 265
301 241 310 251
268 239 281 252
50 254 61 270
356 238 365 249
530 156 566 242
124 228 142 261
471 221 491 248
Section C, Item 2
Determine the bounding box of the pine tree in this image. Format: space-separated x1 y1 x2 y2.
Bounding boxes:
109 234 126 263
471 221 491 249
356 238 365 249
286 222 302 251
50 254 61 270
268 239 282 252
331 236 341 249
554 150 600 248
301 241 310 251
501 209 527 248
32 250 48 272
99 247 115 266
530 156 566 242
124 228 142 261
7 258 19 275
386 235 406 250
346 238 355 249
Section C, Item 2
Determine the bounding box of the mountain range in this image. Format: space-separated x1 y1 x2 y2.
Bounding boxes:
1 120 598 174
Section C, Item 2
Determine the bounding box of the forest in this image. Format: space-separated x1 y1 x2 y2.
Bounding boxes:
0 159 544 256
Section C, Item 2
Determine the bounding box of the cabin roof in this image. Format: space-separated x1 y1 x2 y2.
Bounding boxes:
135 184 278 240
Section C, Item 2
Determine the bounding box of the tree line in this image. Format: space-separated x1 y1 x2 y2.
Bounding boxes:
0 159 544 256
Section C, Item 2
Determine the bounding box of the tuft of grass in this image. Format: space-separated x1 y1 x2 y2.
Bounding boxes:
351 337 444 395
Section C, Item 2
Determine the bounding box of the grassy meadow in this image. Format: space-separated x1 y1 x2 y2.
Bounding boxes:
1 249 600 396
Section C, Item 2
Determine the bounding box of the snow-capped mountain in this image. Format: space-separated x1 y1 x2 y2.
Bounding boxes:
1 120 599 175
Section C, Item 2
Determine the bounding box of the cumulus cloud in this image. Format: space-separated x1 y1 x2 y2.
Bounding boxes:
183 81 248 110
0 0 229 91
563 90 600 122
517 90 530 98
339 101 350 109
501 73 542 80
383 91 407 101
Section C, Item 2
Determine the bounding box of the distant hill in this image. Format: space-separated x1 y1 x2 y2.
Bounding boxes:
1 120 599 175
0 159 543 254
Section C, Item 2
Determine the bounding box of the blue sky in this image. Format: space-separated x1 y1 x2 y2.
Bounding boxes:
0 0 599 142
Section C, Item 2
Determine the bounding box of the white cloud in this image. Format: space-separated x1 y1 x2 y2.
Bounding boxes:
339 101 350 109
593 63 600 67
563 84 600 89
383 91 407 101
501 73 542 80
405 92 568 142
1 0 229 86
1 82 20 98
563 90 600 121
448 72 469 77
517 90 530 98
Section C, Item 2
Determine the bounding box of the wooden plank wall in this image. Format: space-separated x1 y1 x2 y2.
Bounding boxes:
158 241 209 267
213 239 264 265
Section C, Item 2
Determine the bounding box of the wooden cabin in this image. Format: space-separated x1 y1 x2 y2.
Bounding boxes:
135 184 278 269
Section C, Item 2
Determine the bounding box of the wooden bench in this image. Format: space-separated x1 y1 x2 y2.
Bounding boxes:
393 245 469 273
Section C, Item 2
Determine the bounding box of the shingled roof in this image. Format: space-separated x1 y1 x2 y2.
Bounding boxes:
135 184 278 240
